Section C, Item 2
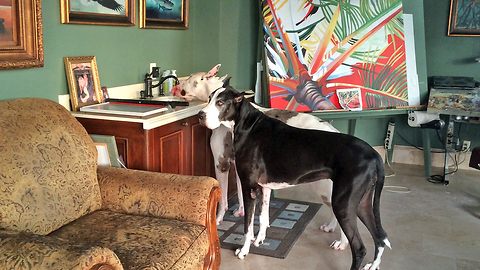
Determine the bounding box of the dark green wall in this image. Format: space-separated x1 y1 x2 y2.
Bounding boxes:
423 0 480 149
1 1 193 101
0 0 258 101
424 0 480 81
3 0 477 149
218 1 260 90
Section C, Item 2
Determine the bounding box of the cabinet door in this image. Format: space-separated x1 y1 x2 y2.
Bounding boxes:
189 117 214 177
76 118 148 170
154 120 187 175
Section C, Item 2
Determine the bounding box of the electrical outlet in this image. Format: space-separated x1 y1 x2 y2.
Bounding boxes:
151 67 160 78
384 122 395 149
149 63 156 74
446 121 454 148
462 140 471 152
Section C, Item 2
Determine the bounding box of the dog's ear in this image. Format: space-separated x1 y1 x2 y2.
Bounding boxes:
219 74 229 82
234 92 244 104
205 64 221 79
222 77 232 87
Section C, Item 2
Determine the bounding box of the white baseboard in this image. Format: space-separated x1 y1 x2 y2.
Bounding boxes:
373 145 475 171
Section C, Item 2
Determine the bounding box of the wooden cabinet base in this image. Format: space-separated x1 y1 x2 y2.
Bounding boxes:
77 115 214 177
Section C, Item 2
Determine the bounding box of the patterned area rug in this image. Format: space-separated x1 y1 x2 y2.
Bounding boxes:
217 196 322 259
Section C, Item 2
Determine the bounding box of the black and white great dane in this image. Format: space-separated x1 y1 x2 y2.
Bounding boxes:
172 64 348 250
198 85 391 270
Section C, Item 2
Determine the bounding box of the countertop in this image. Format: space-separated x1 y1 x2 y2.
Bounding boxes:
72 100 206 130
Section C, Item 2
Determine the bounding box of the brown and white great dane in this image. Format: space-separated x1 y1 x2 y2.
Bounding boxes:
172 64 348 250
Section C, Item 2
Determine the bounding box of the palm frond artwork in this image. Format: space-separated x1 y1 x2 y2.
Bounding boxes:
263 0 409 111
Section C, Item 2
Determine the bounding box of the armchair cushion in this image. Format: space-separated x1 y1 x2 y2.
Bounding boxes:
50 210 209 270
0 230 123 270
0 98 102 235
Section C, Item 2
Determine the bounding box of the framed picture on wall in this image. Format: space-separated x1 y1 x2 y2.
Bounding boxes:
0 0 43 70
448 0 480 36
64 56 102 111
139 0 189 29
60 0 135 26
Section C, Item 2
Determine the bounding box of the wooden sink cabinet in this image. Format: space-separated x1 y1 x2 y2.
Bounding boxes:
76 114 214 177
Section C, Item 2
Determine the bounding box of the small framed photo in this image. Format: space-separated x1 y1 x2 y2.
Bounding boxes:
448 0 480 36
60 0 135 26
64 56 102 111
337 88 363 111
139 0 189 29
89 134 122 168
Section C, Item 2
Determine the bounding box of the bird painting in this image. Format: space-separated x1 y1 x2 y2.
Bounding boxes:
74 0 124 13
93 0 124 12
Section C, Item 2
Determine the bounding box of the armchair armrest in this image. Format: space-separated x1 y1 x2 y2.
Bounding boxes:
96 167 220 226
0 230 123 270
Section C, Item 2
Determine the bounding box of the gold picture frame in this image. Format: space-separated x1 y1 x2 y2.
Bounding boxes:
448 0 480 36
0 0 44 70
60 0 135 26
139 0 189 29
89 134 122 168
64 56 102 111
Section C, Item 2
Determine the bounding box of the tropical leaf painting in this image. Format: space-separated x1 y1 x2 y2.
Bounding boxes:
263 0 409 111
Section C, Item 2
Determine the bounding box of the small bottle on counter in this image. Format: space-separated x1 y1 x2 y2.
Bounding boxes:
162 70 177 95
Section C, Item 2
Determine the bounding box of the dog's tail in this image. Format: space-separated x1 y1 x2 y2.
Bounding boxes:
374 153 391 249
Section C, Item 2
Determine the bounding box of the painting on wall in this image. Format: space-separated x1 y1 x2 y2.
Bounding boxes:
0 0 13 43
262 0 409 111
0 0 43 70
64 56 102 111
448 0 480 36
60 0 135 26
139 0 189 29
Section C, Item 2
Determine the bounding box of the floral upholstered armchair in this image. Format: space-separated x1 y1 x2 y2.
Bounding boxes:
0 98 221 270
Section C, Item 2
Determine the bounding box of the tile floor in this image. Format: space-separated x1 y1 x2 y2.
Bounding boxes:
219 163 480 270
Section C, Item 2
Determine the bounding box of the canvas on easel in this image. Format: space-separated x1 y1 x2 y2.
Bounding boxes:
262 0 409 111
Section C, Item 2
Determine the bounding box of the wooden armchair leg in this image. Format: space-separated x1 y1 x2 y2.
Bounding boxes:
204 186 222 270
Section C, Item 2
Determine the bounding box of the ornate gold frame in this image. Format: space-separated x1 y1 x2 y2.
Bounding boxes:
0 0 44 70
64 56 102 111
448 0 480 36
139 0 189 29
60 0 135 26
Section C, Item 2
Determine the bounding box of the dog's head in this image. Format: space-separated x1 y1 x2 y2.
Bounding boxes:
171 64 228 102
198 86 244 130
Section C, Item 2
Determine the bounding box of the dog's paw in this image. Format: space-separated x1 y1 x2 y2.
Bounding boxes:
215 214 224 225
253 236 265 247
330 240 348 251
235 248 248 259
319 224 335 233
253 240 263 247
362 262 379 270
233 206 244 217
216 208 228 225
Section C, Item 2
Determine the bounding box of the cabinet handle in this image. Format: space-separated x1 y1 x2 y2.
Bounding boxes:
182 122 188 126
